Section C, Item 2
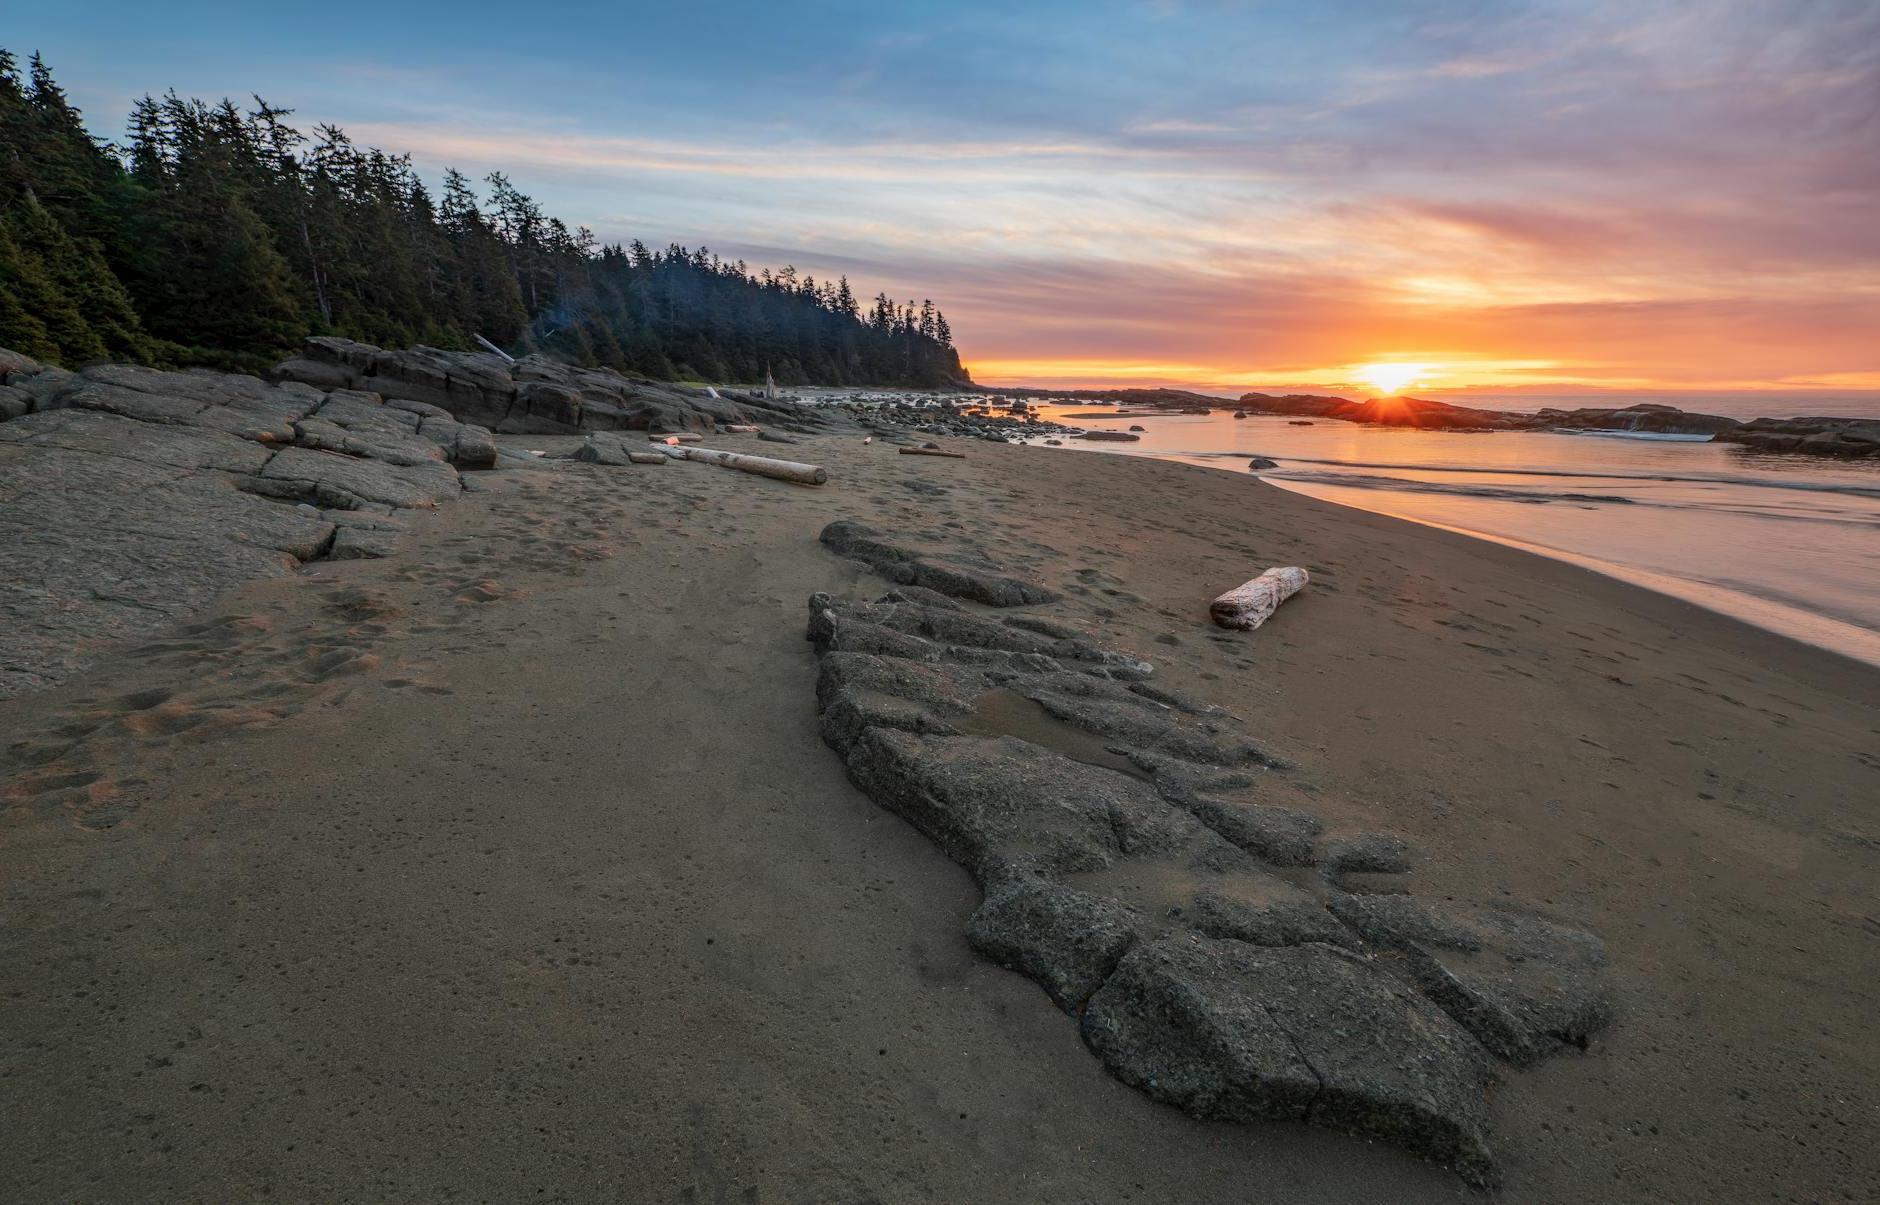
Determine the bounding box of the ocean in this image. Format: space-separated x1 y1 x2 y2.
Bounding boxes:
1019 401 1880 667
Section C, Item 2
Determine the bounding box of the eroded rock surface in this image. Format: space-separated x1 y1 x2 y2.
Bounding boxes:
0 350 501 699
273 336 853 437
805 522 1611 1184
821 519 1061 606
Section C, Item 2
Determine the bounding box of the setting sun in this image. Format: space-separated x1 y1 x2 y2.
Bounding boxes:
1353 362 1435 395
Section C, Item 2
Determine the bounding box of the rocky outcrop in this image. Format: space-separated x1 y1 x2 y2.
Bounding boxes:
273 337 844 437
1714 416 1880 458
0 350 502 699
1534 402 1740 435
805 522 1611 1183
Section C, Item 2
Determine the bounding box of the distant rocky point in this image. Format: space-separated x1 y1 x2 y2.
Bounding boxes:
1234 392 1743 435
1713 416 1880 458
1223 390 1877 456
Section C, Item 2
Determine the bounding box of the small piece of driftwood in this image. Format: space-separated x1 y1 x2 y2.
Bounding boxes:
474 333 517 363
650 433 705 445
723 424 760 433
1210 567 1309 630
677 446 828 485
626 451 667 465
1078 431 1141 442
898 447 966 459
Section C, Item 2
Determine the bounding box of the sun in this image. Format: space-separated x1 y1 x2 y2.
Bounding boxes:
1353 361 1434 396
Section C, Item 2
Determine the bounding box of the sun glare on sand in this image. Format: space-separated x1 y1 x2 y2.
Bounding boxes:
1354 362 1434 395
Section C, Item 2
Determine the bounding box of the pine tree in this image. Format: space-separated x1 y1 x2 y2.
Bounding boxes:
0 48 970 385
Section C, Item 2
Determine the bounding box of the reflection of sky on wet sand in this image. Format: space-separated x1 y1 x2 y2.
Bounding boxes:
1025 407 1880 664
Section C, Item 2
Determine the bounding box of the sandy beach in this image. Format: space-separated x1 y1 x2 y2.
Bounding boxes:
3 432 1876 1201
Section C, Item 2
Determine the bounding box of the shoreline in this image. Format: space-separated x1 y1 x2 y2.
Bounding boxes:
3 432 1876 1200
1265 476 1880 670
1013 420 1880 671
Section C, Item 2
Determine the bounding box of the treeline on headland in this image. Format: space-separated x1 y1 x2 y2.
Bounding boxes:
0 51 968 387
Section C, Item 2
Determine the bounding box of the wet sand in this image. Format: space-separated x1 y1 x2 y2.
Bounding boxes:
3 433 1875 1201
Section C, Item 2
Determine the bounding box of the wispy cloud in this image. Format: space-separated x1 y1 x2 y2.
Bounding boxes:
24 0 1879 392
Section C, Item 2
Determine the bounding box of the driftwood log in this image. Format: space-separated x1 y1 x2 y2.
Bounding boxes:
1210 567 1309 630
626 451 667 465
650 433 705 445
898 447 966 459
722 424 761 433
677 446 828 486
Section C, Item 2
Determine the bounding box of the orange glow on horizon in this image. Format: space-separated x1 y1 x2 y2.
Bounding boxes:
961 356 1880 396
1352 361 1435 396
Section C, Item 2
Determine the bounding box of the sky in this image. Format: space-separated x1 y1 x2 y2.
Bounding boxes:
13 0 1879 395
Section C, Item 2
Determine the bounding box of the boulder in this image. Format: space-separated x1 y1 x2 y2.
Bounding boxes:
0 346 44 378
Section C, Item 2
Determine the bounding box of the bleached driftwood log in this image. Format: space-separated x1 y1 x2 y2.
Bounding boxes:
898 447 966 459
722 424 760 433
677 446 828 486
650 433 705 445
1210 567 1309 630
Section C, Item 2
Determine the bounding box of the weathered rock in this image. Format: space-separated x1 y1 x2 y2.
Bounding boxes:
1083 936 1496 1184
1183 885 1356 949
251 445 461 510
1326 833 1415 876
0 344 521 697
820 519 1060 606
572 435 636 466
0 430 336 698
967 871 1140 1010
273 336 853 438
1327 893 1611 1064
800 556 1612 1179
0 407 272 474
0 347 44 378
328 526 401 559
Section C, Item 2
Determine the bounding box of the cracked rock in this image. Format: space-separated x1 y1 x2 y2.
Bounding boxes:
803 562 1611 1182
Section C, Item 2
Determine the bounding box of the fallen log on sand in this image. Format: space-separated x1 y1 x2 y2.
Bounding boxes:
898 447 966 459
1078 431 1141 442
651 433 705 445
627 451 667 465
722 424 761 433
676 446 828 485
1210 567 1309 630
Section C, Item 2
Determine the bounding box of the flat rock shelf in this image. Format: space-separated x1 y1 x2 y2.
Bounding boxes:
810 519 1612 1186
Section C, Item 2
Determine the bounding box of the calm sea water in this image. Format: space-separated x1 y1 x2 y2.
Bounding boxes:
1020 402 1880 667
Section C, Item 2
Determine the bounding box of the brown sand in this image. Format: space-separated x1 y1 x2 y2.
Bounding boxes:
2 433 1875 1201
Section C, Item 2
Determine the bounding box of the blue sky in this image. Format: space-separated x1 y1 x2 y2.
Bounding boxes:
13 1 1879 392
